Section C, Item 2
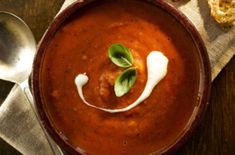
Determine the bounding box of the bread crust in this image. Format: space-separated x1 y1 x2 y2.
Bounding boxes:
208 0 235 25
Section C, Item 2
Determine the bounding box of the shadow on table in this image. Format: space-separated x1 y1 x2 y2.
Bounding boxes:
0 80 14 106
0 138 21 155
0 80 20 154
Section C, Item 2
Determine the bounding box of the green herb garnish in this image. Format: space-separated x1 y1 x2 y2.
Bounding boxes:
108 44 137 97
114 67 137 97
108 44 133 68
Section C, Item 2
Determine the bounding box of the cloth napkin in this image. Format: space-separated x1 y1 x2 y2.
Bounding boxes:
0 85 60 155
166 0 235 80
0 0 234 155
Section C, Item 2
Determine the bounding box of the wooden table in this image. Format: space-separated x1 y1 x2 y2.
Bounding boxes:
0 1 234 155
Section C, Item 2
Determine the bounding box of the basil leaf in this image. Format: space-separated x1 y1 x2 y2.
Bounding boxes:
108 44 133 68
114 67 137 97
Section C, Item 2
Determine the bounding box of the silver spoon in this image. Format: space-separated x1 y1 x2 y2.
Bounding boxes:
0 12 62 155
0 11 35 83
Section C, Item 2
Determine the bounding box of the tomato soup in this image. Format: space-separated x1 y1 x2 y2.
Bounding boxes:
40 0 200 154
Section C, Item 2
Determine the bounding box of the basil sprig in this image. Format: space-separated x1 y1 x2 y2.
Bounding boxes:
114 67 137 97
108 44 137 97
108 44 133 68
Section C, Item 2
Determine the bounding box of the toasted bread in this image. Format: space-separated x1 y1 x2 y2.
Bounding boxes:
208 0 235 25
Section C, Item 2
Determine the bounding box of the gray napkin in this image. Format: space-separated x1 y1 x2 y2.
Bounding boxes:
0 0 234 155
0 85 56 155
166 0 235 80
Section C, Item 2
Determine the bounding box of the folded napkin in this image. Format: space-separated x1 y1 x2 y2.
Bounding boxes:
0 0 234 155
166 0 235 80
0 85 57 155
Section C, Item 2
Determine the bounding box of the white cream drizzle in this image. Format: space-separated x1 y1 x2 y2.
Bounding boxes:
75 51 168 113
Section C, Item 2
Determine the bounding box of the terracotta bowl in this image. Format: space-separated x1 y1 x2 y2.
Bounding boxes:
31 0 211 154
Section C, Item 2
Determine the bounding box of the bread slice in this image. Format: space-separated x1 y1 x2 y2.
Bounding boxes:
208 0 235 25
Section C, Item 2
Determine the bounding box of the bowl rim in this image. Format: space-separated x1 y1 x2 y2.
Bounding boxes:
31 0 211 154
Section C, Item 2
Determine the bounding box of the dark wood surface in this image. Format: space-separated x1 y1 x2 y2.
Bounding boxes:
0 0 234 155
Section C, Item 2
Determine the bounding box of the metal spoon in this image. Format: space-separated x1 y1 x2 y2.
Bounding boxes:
0 11 62 155
0 11 35 83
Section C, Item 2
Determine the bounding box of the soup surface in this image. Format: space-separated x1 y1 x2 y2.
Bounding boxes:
40 0 200 154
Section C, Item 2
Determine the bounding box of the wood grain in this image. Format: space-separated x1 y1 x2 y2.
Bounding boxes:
0 0 64 42
0 0 234 155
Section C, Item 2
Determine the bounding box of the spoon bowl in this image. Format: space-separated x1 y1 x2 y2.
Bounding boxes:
0 11 36 83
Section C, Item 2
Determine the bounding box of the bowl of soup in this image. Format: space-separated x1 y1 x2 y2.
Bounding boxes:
32 0 211 154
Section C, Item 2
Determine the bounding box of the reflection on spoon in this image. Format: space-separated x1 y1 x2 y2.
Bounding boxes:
75 51 168 113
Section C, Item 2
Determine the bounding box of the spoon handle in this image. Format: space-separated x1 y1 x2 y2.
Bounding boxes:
20 80 64 155
0 84 58 154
